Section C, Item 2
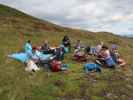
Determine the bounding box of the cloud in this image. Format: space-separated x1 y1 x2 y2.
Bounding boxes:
0 0 133 35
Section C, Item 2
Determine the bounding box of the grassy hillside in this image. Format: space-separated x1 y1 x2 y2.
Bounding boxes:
0 4 133 100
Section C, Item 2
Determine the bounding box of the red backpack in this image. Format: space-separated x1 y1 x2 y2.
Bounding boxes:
51 60 61 72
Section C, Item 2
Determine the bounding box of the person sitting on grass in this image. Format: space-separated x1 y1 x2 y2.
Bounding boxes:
97 45 116 69
110 44 119 64
110 44 126 67
31 46 42 63
88 42 104 56
73 47 87 62
24 40 33 57
74 40 82 50
62 35 71 52
41 40 50 54
54 47 65 61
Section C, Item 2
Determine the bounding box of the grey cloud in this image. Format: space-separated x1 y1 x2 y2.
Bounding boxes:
0 0 133 35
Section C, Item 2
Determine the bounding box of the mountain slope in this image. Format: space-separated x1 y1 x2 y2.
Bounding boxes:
0 4 95 34
0 4 133 100
0 4 29 17
0 4 69 33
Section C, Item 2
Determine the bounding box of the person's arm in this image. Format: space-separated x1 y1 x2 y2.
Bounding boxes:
97 52 105 60
103 50 111 60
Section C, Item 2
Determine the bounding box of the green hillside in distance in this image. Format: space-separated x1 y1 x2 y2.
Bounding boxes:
0 4 133 100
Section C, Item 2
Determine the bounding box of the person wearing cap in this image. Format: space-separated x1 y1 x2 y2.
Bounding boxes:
110 44 119 64
110 44 126 67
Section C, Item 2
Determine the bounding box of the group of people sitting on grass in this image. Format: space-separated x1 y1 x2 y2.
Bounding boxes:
73 40 126 73
8 35 126 73
8 35 71 72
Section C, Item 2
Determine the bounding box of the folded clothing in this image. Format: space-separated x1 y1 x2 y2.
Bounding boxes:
25 60 40 72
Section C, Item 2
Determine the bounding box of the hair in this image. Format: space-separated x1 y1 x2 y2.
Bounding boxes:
44 40 48 44
27 40 31 43
102 45 109 49
64 35 69 39
85 46 90 53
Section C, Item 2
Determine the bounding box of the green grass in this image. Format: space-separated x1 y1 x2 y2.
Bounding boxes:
1 30 133 100
0 4 133 100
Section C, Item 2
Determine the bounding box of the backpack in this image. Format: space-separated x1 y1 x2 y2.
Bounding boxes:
51 60 61 72
84 63 101 73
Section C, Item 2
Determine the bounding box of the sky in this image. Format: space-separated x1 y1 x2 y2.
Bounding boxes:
0 0 133 35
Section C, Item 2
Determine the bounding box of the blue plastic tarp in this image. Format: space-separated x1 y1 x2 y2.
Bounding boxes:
32 50 53 61
8 52 30 63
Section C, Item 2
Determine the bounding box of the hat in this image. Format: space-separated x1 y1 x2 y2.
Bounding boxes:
112 44 118 49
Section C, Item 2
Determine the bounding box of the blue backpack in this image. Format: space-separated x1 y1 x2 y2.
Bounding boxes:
84 63 101 73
